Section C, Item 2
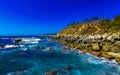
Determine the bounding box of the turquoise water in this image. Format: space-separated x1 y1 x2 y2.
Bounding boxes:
0 36 120 75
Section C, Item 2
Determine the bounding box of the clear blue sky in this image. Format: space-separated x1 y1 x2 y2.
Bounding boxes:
0 0 120 35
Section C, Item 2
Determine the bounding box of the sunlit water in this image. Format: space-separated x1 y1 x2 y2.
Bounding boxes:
0 36 120 75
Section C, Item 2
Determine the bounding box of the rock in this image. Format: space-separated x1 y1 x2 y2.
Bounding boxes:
36 46 45 50
58 69 68 75
94 35 102 40
62 46 71 50
112 33 120 40
47 47 54 52
102 33 108 39
15 67 28 75
85 59 90 63
106 52 120 59
0 45 5 49
101 52 113 59
91 51 101 56
64 65 72 71
114 41 120 47
13 38 40 44
102 45 110 52
109 46 120 52
13 38 22 43
75 45 82 49
82 49 87 53
45 70 57 75
107 36 112 41
115 59 120 65
92 43 100 51
52 32 120 65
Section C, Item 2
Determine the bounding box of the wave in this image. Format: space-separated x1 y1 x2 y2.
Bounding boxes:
13 38 41 44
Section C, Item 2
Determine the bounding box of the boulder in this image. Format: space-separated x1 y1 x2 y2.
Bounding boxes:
106 52 120 59
92 43 100 51
114 41 120 47
75 45 82 49
102 52 113 59
13 38 22 43
106 36 112 41
91 51 101 56
112 33 120 40
102 45 110 52
115 59 120 65
102 33 108 39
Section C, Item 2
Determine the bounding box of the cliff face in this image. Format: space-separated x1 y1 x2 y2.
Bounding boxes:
57 19 120 36
53 17 120 64
58 22 103 36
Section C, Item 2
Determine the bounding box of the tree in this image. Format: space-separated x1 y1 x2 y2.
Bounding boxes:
92 16 99 21
67 22 80 27
114 14 120 25
115 15 120 21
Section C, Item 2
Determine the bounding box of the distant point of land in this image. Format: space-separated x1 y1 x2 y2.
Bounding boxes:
39 34 56 36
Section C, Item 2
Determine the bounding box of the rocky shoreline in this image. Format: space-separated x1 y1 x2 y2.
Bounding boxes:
52 32 120 64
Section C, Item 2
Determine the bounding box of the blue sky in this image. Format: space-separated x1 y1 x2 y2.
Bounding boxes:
0 0 120 35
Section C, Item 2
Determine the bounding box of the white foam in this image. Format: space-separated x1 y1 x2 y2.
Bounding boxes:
1 37 9 40
4 45 18 48
21 48 27 51
14 38 41 44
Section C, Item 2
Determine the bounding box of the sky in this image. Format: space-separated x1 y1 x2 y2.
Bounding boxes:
0 0 120 35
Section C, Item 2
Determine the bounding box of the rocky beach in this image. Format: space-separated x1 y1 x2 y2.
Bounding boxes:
52 15 120 65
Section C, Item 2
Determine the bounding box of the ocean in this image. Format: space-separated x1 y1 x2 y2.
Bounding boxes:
0 36 120 75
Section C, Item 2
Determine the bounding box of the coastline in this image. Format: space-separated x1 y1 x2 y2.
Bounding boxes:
52 32 120 65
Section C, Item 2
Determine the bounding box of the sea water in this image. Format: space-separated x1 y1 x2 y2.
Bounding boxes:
0 36 120 75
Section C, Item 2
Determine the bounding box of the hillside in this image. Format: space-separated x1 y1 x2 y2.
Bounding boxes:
58 15 120 36
53 15 120 64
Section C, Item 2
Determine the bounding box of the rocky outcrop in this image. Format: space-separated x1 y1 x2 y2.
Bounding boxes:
52 32 120 64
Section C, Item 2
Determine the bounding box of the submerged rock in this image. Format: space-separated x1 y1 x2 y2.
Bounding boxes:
45 70 57 75
85 59 90 63
36 46 45 50
46 47 54 52
64 65 72 71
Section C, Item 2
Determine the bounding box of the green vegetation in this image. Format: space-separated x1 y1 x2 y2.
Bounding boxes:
67 22 80 27
66 15 120 32
104 15 120 30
